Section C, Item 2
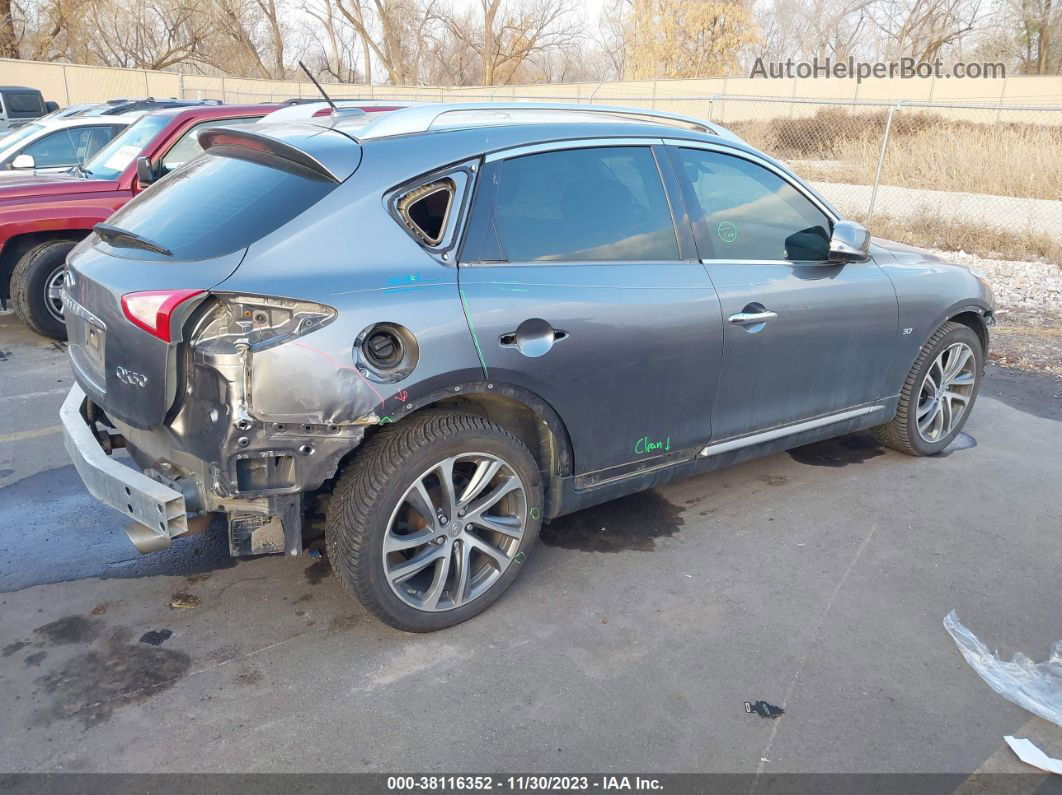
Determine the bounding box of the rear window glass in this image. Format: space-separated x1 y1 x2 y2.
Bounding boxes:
100 146 337 261
4 92 44 114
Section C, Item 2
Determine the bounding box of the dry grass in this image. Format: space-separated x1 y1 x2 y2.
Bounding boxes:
849 209 1062 265
728 108 1062 200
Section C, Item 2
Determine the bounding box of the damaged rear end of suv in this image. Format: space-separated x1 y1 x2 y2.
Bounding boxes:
61 123 375 558
61 113 525 632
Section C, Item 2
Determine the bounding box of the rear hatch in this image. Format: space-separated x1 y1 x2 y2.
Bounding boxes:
65 123 360 430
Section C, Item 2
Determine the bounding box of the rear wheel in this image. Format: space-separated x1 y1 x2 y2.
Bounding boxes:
326 410 542 632
873 321 983 456
11 240 76 340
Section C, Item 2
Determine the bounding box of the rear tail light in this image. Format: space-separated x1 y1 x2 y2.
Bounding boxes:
189 294 336 352
311 105 403 117
121 289 205 342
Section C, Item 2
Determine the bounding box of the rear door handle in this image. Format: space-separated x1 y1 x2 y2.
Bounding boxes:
499 318 568 357
728 310 778 325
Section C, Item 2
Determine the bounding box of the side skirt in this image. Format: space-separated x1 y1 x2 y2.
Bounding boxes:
549 397 899 520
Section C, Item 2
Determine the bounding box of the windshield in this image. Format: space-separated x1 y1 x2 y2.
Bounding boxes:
0 123 44 156
100 147 338 261
83 114 169 179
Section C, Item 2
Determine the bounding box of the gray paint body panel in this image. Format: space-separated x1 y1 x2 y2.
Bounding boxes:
704 258 898 441
63 118 994 545
458 262 723 474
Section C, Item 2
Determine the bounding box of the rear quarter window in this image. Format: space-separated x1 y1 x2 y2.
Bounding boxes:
99 146 337 262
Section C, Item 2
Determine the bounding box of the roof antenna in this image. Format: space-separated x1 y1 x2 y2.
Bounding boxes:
298 61 338 114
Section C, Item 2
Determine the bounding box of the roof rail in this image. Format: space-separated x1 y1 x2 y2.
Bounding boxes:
350 102 740 142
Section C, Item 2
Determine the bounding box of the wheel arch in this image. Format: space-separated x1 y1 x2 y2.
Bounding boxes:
357 381 575 520
915 300 991 356
947 308 990 356
0 230 87 302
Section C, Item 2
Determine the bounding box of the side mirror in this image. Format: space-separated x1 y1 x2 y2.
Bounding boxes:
136 156 157 186
44 101 59 113
11 154 35 170
828 220 871 263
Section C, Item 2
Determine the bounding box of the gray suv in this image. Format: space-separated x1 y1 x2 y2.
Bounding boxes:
60 103 994 631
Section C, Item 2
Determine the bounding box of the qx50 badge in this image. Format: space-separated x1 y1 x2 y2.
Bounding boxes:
115 365 148 387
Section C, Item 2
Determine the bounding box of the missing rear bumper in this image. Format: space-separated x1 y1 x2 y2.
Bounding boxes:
61 384 188 553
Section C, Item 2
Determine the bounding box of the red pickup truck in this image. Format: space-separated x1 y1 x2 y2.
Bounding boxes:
0 103 278 338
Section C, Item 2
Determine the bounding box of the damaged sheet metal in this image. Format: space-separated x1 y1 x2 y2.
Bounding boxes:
944 610 1062 727
250 338 385 425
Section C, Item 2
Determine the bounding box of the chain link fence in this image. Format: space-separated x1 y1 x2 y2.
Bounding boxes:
701 96 1062 265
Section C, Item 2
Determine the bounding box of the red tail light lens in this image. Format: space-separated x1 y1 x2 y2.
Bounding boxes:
312 105 403 117
121 289 205 342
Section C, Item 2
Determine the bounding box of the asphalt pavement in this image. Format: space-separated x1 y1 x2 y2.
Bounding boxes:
1 309 1060 776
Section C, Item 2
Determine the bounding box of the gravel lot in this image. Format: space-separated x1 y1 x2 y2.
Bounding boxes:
812 180 1062 243
932 249 1062 318
920 248 1062 377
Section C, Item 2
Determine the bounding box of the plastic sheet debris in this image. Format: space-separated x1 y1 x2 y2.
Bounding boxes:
944 610 1062 727
1005 736 1062 775
745 700 785 719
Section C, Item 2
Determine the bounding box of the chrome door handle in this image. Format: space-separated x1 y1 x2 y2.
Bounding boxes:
728 310 778 325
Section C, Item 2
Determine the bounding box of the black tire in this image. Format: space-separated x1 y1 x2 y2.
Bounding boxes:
872 321 983 456
10 240 75 340
326 410 543 632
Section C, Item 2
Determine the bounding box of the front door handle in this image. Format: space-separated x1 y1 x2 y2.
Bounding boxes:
729 310 778 325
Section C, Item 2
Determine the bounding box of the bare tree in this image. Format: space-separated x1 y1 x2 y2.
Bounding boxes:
594 0 628 79
623 0 761 79
869 0 987 61
258 0 285 77
205 0 296 78
303 0 364 81
0 0 19 57
438 0 582 85
1012 0 1057 72
331 0 439 84
756 0 875 62
71 0 206 69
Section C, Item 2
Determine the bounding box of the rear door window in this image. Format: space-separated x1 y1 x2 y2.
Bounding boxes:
19 128 83 168
674 148 832 261
99 147 337 261
480 146 679 262
20 125 119 167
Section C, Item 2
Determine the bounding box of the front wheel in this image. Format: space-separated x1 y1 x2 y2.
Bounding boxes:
326 410 543 632
873 321 983 456
10 240 76 340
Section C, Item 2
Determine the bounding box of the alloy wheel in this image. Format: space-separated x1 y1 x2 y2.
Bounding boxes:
382 452 527 612
916 342 976 443
44 265 65 323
